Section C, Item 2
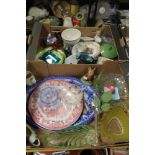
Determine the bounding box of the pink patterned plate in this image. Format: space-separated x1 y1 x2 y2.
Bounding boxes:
28 80 84 130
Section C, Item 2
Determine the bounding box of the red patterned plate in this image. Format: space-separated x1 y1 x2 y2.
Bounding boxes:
28 80 84 130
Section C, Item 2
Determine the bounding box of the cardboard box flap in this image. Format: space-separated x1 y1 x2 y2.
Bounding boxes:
40 24 113 38
27 61 49 79
27 61 122 78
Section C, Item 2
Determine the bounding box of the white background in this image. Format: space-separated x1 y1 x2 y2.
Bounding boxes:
0 0 154 154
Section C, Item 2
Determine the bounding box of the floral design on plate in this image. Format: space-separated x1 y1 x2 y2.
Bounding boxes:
27 76 97 130
28 80 83 130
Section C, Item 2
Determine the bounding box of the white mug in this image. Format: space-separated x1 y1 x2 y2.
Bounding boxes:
26 124 40 147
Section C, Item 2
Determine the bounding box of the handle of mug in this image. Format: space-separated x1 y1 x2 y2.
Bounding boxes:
26 124 40 147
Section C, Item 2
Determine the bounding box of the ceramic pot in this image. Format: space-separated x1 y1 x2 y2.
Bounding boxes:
61 28 81 45
100 43 117 59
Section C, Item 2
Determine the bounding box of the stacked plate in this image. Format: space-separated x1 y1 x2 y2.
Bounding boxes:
26 76 97 130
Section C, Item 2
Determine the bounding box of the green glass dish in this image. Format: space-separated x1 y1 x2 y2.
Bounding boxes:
35 47 65 64
100 107 129 143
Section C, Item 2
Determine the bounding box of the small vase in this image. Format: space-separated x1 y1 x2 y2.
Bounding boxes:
63 17 73 27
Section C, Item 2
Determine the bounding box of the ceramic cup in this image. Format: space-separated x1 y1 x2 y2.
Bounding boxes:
26 71 36 86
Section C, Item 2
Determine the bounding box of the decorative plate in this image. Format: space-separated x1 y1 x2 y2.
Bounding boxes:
72 42 101 58
27 76 97 130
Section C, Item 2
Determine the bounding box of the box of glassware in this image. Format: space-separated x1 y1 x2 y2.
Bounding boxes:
27 22 129 65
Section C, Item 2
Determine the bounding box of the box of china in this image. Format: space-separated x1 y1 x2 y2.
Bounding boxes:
26 61 129 152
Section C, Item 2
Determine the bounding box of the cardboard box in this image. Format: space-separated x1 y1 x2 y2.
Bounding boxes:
26 61 129 152
27 22 129 62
